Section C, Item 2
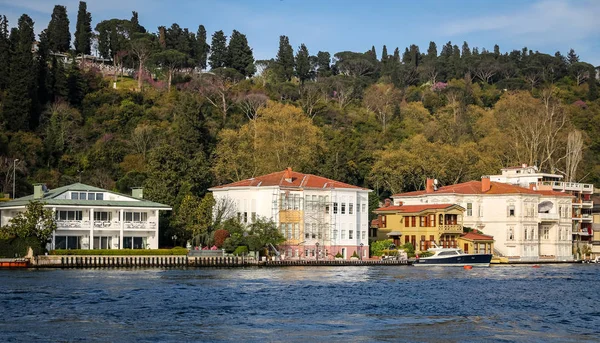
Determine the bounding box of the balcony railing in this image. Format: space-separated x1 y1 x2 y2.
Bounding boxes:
56 220 157 230
538 213 560 221
125 221 158 230
438 224 462 233
539 181 594 193
56 220 91 229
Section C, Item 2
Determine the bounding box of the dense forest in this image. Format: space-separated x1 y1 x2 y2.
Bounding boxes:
1 2 599 245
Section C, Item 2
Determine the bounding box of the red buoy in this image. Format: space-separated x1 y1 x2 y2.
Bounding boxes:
464 265 473 270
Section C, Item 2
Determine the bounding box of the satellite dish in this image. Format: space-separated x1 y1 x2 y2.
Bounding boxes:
538 201 553 213
434 179 438 185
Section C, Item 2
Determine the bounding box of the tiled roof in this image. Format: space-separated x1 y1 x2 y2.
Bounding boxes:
210 169 369 190
460 232 494 241
393 180 572 197
535 190 573 197
0 183 171 209
374 204 457 213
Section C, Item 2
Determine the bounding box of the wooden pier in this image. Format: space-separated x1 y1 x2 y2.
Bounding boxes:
30 255 411 268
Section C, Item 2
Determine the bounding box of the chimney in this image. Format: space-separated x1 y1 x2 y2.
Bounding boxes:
384 199 392 207
132 187 143 199
426 178 434 193
481 176 491 192
284 167 293 182
522 163 527 168
33 184 43 199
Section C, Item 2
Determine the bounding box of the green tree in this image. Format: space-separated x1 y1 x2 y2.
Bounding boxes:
47 5 70 52
275 35 294 81
209 30 227 69
227 30 255 77
567 48 579 65
246 217 285 254
195 24 210 70
0 200 57 251
0 15 11 89
130 33 156 91
295 43 311 83
152 49 188 91
130 11 146 33
74 1 92 54
316 51 331 77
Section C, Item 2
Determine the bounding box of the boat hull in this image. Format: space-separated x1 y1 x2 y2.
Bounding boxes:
414 254 492 267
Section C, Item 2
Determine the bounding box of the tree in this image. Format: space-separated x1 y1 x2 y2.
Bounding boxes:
47 5 70 52
567 48 579 65
0 201 57 250
130 33 156 90
227 30 255 77
363 83 400 131
275 35 294 81
209 30 227 69
153 49 187 91
74 1 92 55
295 43 311 83
316 51 331 77
195 25 209 70
129 11 146 33
246 217 285 253
0 15 9 89
564 130 583 182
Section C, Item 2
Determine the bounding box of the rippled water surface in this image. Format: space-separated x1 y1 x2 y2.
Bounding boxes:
1 265 600 342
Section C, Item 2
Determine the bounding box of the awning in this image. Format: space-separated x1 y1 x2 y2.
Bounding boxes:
386 231 402 237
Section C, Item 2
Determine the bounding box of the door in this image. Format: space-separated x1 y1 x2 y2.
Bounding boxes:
464 243 469 253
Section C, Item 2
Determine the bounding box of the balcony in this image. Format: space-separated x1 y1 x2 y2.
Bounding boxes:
56 220 157 231
438 224 463 233
538 213 559 221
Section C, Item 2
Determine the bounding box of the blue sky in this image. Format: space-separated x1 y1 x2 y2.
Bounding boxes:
1 0 599 66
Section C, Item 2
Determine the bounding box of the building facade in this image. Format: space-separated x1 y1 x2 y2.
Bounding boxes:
392 178 573 261
0 183 171 250
209 168 371 260
489 164 594 258
373 203 465 253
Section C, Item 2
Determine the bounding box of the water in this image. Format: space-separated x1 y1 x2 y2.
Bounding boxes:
1 265 600 343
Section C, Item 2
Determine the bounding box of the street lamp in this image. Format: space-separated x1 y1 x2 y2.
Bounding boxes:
13 159 19 199
315 242 319 263
171 235 178 247
360 243 364 261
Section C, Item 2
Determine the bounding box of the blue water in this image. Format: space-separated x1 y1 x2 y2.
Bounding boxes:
1 265 599 342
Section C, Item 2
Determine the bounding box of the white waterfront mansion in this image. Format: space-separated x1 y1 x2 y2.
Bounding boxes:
392 177 574 261
0 183 171 250
209 168 371 260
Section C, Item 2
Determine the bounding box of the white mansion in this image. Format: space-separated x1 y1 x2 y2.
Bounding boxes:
209 168 371 260
0 183 171 250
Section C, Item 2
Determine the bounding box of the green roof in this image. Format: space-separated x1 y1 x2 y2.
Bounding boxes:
0 183 171 209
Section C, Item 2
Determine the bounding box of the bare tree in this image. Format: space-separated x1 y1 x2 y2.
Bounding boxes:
563 130 584 182
131 124 157 160
235 92 268 121
129 33 155 91
364 83 400 131
195 73 233 123
298 82 326 119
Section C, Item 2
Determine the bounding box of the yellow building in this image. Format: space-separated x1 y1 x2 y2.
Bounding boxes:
373 203 465 253
457 232 494 255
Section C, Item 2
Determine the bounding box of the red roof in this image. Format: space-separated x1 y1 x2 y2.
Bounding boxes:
460 232 494 241
374 204 456 213
393 180 572 197
210 169 368 190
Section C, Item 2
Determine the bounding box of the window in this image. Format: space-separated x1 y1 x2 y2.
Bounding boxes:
251 212 256 222
123 237 146 249
71 193 78 200
362 231 366 239
293 223 299 240
243 212 248 223
333 202 338 214
508 205 515 217
79 192 86 200
312 223 317 239
93 236 112 249
467 203 472 216
94 211 111 221
317 225 322 239
87 193 96 200
429 214 436 227
341 203 346 214
305 223 310 239
56 210 83 221
341 230 346 239
333 230 338 240
542 227 550 240
508 227 514 240
411 216 416 227
404 217 410 227
362 204 366 213
479 205 483 217
349 203 353 215
96 193 104 200
293 194 300 210
124 212 147 222
419 216 426 227
349 230 354 239
55 236 81 249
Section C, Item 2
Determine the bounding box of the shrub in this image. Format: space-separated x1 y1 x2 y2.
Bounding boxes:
351 251 359 258
0 237 43 257
50 247 189 256
335 252 343 258
370 239 393 256
232 246 249 256
213 229 230 248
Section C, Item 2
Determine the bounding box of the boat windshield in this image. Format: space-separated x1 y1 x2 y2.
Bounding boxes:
458 250 464 254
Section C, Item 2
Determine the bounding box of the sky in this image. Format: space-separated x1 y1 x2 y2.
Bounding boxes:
1 0 599 66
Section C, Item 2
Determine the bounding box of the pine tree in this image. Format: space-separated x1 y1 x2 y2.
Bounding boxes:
196 25 209 70
227 30 255 77
275 35 294 81
209 30 227 69
427 41 437 60
461 41 471 58
0 15 10 90
316 51 331 77
130 11 146 33
2 15 37 131
295 43 311 83
567 48 579 65
47 5 70 52
74 1 92 54
392 47 400 64
493 44 500 57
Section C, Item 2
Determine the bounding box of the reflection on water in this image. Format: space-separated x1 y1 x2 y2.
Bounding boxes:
1 265 600 342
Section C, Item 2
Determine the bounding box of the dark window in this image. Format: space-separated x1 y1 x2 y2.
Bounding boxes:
71 193 78 200
96 193 104 200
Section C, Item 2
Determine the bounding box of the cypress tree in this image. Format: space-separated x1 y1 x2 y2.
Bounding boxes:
392 47 400 64
316 51 331 77
47 5 70 52
227 30 255 77
130 11 146 33
0 15 10 90
3 14 37 131
36 29 51 108
196 25 209 70
427 41 437 60
381 45 388 62
74 1 92 54
209 30 227 69
567 48 579 65
461 42 471 58
295 43 311 83
67 61 87 107
588 67 598 101
275 35 294 81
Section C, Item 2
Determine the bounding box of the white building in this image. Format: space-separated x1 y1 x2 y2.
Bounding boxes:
392 177 574 261
490 164 594 257
209 168 371 260
0 183 171 250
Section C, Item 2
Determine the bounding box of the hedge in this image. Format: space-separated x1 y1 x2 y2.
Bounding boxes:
50 247 189 256
0 237 44 258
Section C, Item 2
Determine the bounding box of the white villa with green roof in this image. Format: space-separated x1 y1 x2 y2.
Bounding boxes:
0 183 171 250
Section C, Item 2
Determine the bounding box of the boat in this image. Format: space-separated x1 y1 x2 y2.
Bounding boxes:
0 258 31 268
413 244 492 267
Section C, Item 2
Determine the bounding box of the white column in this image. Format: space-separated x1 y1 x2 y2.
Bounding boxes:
119 209 124 249
154 210 159 249
89 208 94 250
52 207 56 250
